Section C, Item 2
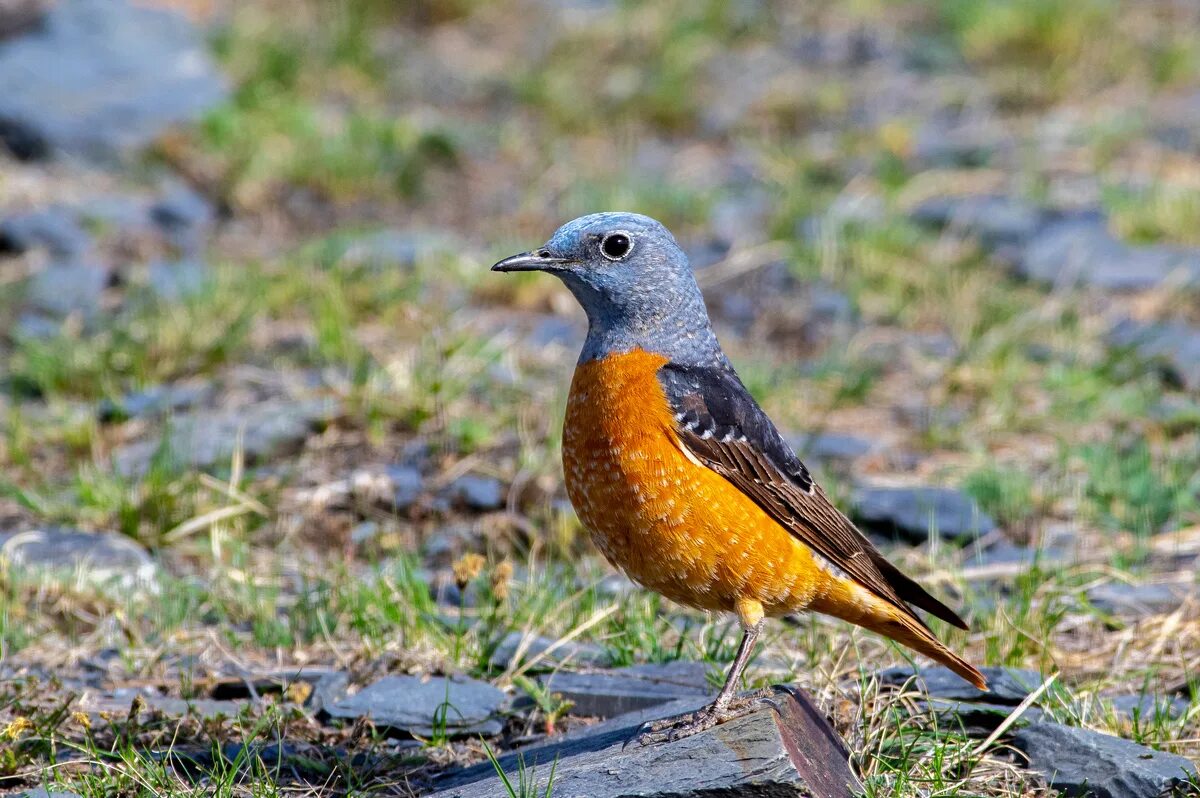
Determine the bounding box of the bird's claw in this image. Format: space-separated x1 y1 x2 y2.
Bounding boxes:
623 688 784 748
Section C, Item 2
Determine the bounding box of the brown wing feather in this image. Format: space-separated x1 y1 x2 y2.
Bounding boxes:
681 431 967 629
658 363 968 631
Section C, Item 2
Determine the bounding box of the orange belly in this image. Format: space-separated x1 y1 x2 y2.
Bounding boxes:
562 348 826 616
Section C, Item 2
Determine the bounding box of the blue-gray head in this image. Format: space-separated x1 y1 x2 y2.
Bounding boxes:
492 212 725 365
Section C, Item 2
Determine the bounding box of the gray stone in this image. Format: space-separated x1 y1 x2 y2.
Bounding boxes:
77 193 152 232
323 674 507 738
1018 212 1200 291
146 696 246 720
112 398 336 476
0 0 49 39
964 540 1069 570
879 665 1043 706
808 284 857 326
305 670 350 713
384 465 424 510
0 207 92 257
910 194 1045 250
97 381 214 423
853 486 996 543
538 661 713 718
24 259 107 319
911 119 1004 168
790 432 875 463
1109 694 1191 723
427 686 861 798
0 527 158 593
0 0 227 161
18 789 84 798
1012 722 1197 798
1087 582 1196 617
444 474 504 512
147 258 211 301
926 698 1044 737
1108 320 1200 391
14 312 64 339
489 631 609 671
150 185 214 244
335 229 456 271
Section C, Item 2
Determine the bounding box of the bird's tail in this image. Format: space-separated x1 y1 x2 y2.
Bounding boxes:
808 576 986 690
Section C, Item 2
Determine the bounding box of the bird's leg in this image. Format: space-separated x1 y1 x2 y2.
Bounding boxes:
630 612 776 747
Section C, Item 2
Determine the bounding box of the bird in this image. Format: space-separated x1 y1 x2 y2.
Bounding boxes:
493 212 985 744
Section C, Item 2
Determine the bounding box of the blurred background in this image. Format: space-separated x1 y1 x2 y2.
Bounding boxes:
1 0 1199 795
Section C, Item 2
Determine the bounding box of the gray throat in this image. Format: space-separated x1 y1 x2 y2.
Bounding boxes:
576 303 727 367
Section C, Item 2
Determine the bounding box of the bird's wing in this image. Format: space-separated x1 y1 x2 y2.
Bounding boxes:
657 362 967 630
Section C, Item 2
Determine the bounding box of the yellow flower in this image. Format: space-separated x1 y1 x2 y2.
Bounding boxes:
452 553 486 590
491 559 514 601
72 711 92 730
1 716 33 740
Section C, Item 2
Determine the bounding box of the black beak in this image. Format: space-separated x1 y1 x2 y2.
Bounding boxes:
491 250 574 273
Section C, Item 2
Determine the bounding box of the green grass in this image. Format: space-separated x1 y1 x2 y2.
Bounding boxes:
933 0 1200 107
4 0 1200 794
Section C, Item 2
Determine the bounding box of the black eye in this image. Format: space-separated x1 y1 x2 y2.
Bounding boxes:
600 232 632 260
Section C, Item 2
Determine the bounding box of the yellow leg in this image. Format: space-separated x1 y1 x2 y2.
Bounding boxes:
629 598 775 747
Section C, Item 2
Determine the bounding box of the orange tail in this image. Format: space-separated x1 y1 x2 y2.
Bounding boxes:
809 577 987 690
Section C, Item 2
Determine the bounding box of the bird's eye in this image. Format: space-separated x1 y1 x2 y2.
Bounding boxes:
600 232 632 260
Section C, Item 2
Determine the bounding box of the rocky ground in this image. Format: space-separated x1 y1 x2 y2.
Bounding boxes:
1 0 1200 796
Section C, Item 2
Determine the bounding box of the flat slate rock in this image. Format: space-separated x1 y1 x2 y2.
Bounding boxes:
910 197 1200 293
0 207 92 257
789 431 876 464
853 485 996 543
538 661 713 718
147 257 211 301
112 398 336 476
323 674 507 738
0 527 158 593
145 696 247 721
1017 212 1200 291
97 381 215 423
925 698 1044 737
24 259 109 320
1108 694 1191 723
879 665 1043 705
333 228 458 271
384 464 425 510
1087 582 1196 617
0 0 227 160
1012 722 1198 798
489 631 609 671
0 0 49 39
427 686 861 798
1108 320 1200 392
910 194 1046 250
964 540 1070 571
443 474 504 511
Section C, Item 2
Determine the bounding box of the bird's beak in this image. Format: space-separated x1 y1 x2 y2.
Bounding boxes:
491 251 574 273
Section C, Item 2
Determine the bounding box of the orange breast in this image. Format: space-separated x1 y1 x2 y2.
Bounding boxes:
561 348 826 616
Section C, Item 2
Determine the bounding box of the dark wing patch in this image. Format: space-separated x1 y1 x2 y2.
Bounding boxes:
657 362 967 630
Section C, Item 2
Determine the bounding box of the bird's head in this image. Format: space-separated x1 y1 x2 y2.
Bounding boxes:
493 212 720 363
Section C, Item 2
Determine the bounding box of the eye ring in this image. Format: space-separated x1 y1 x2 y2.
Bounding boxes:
600 231 633 261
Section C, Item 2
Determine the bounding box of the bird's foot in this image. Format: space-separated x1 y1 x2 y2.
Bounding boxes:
625 688 782 748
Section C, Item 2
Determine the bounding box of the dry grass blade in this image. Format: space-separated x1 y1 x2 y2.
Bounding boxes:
971 672 1058 757
502 604 619 684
